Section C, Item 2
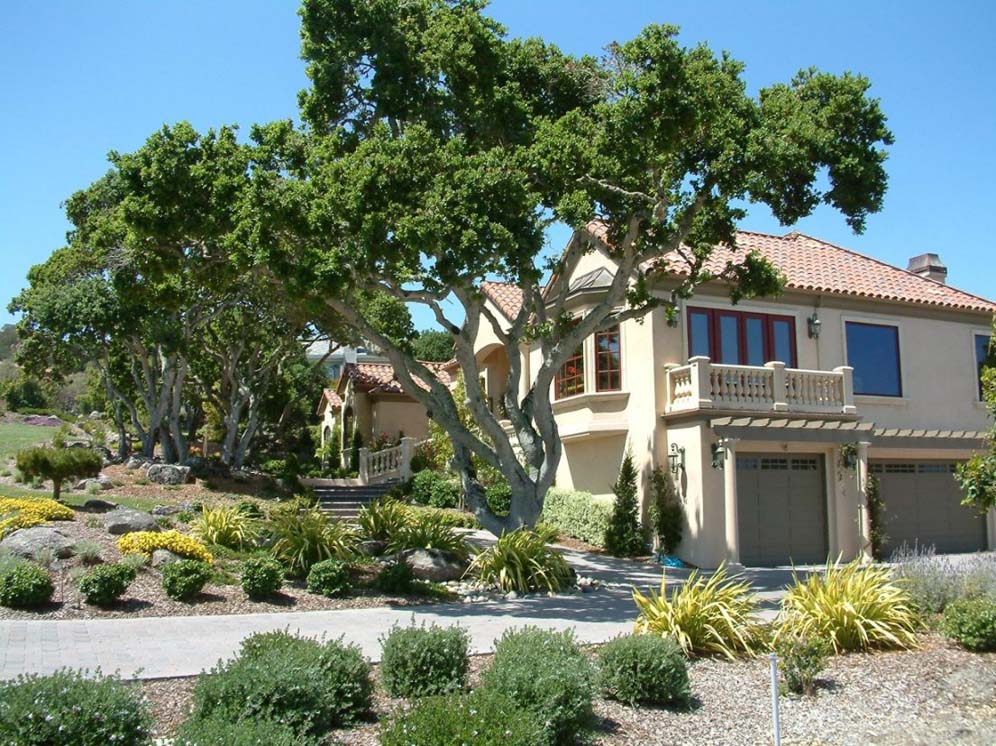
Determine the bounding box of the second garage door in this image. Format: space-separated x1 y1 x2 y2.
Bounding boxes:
737 454 828 566
871 461 986 556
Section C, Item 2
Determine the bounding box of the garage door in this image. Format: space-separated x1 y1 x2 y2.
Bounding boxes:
871 461 987 556
737 454 828 566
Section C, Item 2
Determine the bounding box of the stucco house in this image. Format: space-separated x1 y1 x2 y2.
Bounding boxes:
472 225 996 568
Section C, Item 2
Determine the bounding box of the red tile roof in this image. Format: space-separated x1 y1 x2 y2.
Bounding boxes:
339 360 458 397
480 281 525 320
315 388 343 416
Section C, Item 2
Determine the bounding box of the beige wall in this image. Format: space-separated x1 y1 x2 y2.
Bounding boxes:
370 398 430 441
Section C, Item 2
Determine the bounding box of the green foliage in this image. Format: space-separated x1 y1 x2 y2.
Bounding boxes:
269 505 359 576
77 563 135 606
348 429 362 474
648 466 683 554
407 504 480 529
306 558 352 598
73 539 103 565
386 512 469 559
240 557 283 600
485 479 512 516
0 669 152 746
357 498 410 542
190 631 373 736
410 469 460 509
540 488 612 547
192 505 260 549
3 375 48 412
15 445 102 500
380 690 546 746
411 329 454 362
940 596 996 652
865 474 887 561
379 622 470 698
604 452 645 557
776 635 830 696
596 634 690 706
119 552 149 574
634 565 764 660
468 529 572 593
161 560 212 601
0 557 53 608
376 561 416 594
480 626 595 745
954 453 996 513
890 546 996 615
175 716 309 746
777 560 919 653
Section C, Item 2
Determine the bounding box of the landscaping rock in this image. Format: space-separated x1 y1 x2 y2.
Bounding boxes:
400 548 467 582
125 456 151 471
82 498 118 512
75 476 114 492
151 549 183 567
104 507 158 535
151 505 183 516
0 526 75 560
358 540 388 557
147 464 191 485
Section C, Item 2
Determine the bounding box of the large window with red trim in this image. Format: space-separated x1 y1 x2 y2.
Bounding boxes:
556 335 585 399
595 325 622 391
686 307 797 367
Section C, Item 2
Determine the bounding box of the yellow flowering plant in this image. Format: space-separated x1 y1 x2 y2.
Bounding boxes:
117 530 214 564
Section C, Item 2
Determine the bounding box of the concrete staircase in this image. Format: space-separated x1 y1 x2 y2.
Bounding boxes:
312 481 399 520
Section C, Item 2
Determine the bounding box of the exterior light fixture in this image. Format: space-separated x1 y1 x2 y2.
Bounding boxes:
710 442 725 469
668 443 686 475
807 312 822 339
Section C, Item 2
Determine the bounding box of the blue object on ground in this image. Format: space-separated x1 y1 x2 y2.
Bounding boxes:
656 553 686 568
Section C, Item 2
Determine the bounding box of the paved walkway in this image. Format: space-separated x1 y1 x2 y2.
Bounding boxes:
0 540 801 681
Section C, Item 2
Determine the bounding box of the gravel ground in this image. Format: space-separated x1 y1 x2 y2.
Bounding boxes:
138 635 995 746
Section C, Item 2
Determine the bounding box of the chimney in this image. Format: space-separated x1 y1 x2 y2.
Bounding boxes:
907 253 947 284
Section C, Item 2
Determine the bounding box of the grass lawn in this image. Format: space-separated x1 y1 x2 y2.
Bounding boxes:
0 483 159 512
0 421 54 462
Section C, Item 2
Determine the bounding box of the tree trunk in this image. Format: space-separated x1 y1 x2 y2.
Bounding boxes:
52 479 62 503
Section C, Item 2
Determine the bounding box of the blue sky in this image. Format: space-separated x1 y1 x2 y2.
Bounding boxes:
2 0 994 330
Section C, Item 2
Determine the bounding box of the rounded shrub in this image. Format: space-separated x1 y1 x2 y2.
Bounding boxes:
77 563 135 606
240 557 283 600
175 715 310 746
479 626 595 744
940 596 996 652
409 469 460 509
0 558 53 608
376 561 415 594
379 622 470 697
161 559 212 601
597 634 689 706
306 558 352 598
190 630 373 736
485 480 512 516
380 690 545 746
0 668 152 746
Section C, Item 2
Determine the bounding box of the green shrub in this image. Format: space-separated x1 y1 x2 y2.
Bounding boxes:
940 596 996 652
241 557 283 600
0 668 152 746
597 633 689 706
891 545 996 615
175 716 309 746
386 512 469 559
376 561 415 593
119 552 148 575
480 626 594 744
357 499 410 542
15 446 102 501
380 690 545 746
190 631 373 736
77 563 135 606
269 506 358 576
540 488 612 548
192 505 259 549
306 558 352 598
647 466 683 554
410 469 460 508
72 540 103 566
467 529 572 593
0 558 53 608
407 504 480 529
485 480 512 516
604 453 645 557
380 622 470 697
161 560 212 601
235 500 265 519
776 635 830 696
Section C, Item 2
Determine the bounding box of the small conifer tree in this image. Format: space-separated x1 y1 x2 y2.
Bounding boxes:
604 452 645 557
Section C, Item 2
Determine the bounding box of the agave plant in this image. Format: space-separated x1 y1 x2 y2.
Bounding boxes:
192 505 260 550
633 564 764 660
467 529 572 593
776 558 920 653
357 499 411 542
386 513 468 560
269 506 359 576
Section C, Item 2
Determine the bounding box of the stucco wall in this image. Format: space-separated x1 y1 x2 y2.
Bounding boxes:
370 398 430 441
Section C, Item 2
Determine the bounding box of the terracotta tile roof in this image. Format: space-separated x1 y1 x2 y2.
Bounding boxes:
315 388 342 416
583 221 996 314
480 281 525 320
340 360 457 396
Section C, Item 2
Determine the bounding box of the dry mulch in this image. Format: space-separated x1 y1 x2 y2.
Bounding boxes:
136 636 996 746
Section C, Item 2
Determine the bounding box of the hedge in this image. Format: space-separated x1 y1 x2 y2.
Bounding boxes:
540 488 612 548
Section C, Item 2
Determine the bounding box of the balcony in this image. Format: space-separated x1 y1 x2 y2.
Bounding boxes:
665 356 856 416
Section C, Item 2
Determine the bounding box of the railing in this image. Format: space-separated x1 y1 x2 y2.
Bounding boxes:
665 356 856 415
358 437 419 484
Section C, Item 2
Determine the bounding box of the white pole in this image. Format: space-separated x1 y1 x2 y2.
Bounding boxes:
769 652 782 746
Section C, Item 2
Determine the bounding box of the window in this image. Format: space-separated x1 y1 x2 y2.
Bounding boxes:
845 322 902 396
686 307 797 366
595 325 622 391
975 334 992 400
555 333 585 399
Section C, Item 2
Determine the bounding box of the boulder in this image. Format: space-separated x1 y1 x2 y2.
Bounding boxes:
147 464 191 485
151 549 183 567
104 507 158 535
400 548 467 582
82 498 118 512
125 456 151 471
358 540 388 557
151 505 183 516
0 527 75 560
75 476 114 492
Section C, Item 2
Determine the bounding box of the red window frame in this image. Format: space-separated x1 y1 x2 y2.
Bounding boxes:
685 307 797 367
594 325 622 392
555 328 585 399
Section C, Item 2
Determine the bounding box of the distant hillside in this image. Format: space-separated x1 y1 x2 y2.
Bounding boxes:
0 324 16 362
